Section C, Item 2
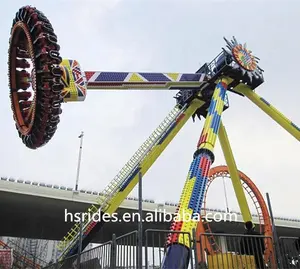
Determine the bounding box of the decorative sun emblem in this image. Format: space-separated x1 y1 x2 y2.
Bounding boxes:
232 45 256 71
223 36 263 81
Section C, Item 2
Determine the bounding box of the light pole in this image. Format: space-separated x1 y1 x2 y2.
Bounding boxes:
76 131 84 268
138 172 143 268
75 131 84 191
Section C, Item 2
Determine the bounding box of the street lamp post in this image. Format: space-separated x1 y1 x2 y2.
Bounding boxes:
75 131 84 268
75 131 84 191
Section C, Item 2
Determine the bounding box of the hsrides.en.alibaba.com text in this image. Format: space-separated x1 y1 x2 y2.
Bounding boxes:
64 209 238 223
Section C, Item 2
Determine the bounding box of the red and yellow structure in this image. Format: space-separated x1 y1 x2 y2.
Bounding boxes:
163 78 231 267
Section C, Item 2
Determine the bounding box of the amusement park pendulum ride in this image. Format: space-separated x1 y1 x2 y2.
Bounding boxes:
7 5 300 268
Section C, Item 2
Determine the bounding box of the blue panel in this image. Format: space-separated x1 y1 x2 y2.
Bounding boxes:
158 122 176 145
220 87 225 99
188 171 203 211
218 83 226 96
188 159 196 177
95 72 128 81
179 74 202 81
210 112 221 134
207 98 217 115
188 158 196 172
194 177 208 215
192 175 204 210
219 86 227 100
189 156 200 178
120 167 141 191
260 97 271 106
162 244 190 269
188 155 204 211
291 122 300 131
139 73 170 81
169 86 201 90
190 155 211 216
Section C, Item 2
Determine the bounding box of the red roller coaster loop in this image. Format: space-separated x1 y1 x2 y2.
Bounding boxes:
196 165 275 266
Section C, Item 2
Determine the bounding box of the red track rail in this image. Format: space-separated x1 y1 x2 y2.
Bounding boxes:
195 165 275 266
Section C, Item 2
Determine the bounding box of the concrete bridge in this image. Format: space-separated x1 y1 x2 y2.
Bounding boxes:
0 177 299 244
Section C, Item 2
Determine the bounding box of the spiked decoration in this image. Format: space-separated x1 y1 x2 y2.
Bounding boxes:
8 6 64 149
223 36 264 83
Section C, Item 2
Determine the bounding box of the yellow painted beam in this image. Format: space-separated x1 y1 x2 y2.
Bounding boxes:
236 85 300 141
218 120 252 222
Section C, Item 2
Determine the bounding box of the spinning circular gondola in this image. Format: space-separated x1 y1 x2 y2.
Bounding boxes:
8 6 63 149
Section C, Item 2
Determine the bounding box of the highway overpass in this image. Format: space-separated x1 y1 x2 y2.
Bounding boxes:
0 177 299 245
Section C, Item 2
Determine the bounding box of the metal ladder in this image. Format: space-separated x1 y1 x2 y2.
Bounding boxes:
57 104 187 258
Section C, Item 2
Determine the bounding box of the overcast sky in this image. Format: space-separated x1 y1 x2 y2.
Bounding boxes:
0 0 299 219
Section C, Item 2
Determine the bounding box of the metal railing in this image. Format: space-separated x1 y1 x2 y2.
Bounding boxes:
44 241 112 269
145 229 195 269
279 236 300 268
196 233 275 269
113 231 138 268
42 229 300 269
